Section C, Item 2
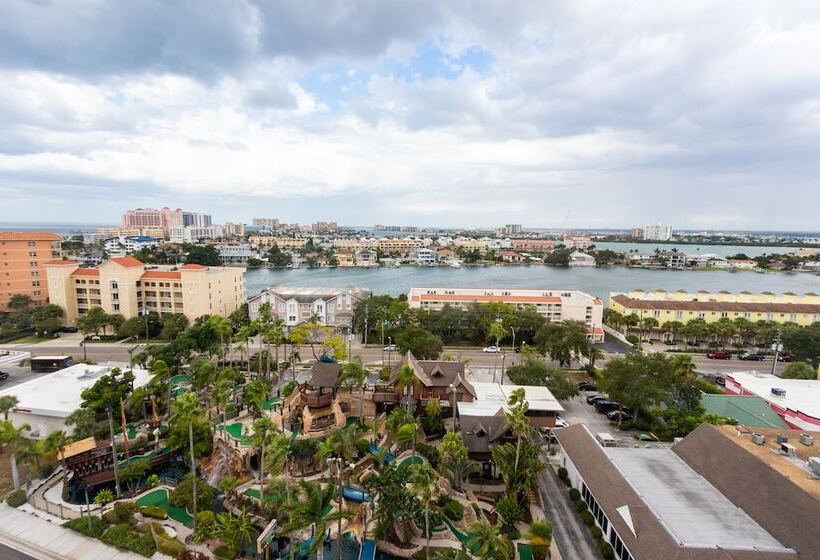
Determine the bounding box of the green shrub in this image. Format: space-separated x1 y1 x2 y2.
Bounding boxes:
146 474 161 488
281 381 297 398
443 499 464 521
557 467 569 483
5 490 26 508
625 334 640 345
113 501 138 522
598 539 615 560
156 535 186 557
39 463 56 479
101 524 156 557
193 511 217 543
170 474 215 511
140 505 168 520
568 488 580 501
214 544 238 560
506 527 520 540
580 511 594 526
355 438 370 457
590 526 602 540
416 442 440 468
574 500 587 513
496 495 524 527
63 516 109 538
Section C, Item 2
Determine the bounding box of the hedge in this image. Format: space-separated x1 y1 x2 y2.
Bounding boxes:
6 490 26 508
568 488 580 501
214 544 238 560
580 511 595 526
63 516 109 538
140 505 168 520
101 524 156 557
574 500 587 514
443 499 464 521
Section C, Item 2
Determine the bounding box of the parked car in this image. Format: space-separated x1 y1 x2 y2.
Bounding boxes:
633 433 658 442
482 345 501 353
777 354 792 362
594 400 621 414
0 371 9 382
706 351 732 360
60 326 79 333
586 394 608 405
555 417 569 428
607 410 633 422
738 352 765 361
578 382 598 391
383 344 397 351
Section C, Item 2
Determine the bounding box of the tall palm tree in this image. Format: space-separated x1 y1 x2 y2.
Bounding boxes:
464 518 513 560
217 510 257 554
266 434 295 560
170 393 204 530
44 430 70 486
526 520 552 560
251 417 276 505
264 322 285 381
395 364 420 411
208 315 232 359
442 456 480 492
0 420 30 491
395 420 421 459
410 463 439 560
0 396 19 421
339 357 367 419
282 480 352 560
504 388 529 471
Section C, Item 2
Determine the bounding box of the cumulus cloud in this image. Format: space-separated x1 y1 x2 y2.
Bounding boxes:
0 0 819 228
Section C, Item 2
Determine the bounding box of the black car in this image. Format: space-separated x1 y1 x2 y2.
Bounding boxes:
578 382 598 391
594 400 620 414
61 326 79 333
738 352 765 361
0 371 9 382
607 410 633 422
586 394 608 405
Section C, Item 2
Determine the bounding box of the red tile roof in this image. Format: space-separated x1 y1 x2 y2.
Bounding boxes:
180 263 208 270
44 259 80 266
611 294 820 314
71 268 100 277
110 256 144 267
141 271 182 280
0 232 62 241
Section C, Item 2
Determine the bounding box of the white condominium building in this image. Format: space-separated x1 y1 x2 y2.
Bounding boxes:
169 225 224 243
46 257 245 325
408 287 605 341
643 224 673 241
248 286 371 332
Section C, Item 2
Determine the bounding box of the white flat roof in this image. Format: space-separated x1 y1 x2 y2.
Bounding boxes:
726 371 820 421
0 363 151 418
459 382 563 416
605 446 790 552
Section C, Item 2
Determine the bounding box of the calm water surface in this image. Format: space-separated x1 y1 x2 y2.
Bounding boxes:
244 266 819 300
594 242 796 257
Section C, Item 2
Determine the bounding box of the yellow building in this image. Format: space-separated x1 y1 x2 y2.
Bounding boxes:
376 237 422 254
249 236 308 250
609 289 820 326
46 257 244 325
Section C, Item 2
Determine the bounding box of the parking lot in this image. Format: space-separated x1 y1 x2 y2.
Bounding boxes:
0 364 48 391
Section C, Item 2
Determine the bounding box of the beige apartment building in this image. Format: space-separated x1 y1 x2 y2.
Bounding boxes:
610 289 820 327
46 257 244 325
376 237 422 254
408 287 605 341
249 236 308 250
0 232 63 310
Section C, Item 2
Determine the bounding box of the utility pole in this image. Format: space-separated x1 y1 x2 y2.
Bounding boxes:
771 330 783 376
364 302 369 346
107 407 121 497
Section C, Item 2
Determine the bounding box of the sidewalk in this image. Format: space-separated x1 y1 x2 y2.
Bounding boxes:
0 504 172 560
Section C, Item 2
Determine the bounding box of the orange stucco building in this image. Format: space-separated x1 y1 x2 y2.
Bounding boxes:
0 232 63 310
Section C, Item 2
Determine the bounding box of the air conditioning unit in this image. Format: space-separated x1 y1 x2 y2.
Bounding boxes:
800 433 814 447
751 433 766 445
771 387 787 397
809 457 820 477
781 442 796 457
776 434 789 444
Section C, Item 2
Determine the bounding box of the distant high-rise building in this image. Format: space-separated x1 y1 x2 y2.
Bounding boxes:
311 221 338 233
223 222 245 237
502 224 523 235
643 224 673 241
182 212 212 227
252 218 280 230
121 207 211 232
630 228 644 239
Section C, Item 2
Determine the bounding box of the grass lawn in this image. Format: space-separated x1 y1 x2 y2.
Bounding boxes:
136 488 193 527
9 335 46 344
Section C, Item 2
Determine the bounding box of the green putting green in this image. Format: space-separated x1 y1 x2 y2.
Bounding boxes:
221 422 252 445
243 487 288 503
400 455 424 467
517 543 534 560
170 374 191 386
262 398 282 411
136 488 193 527
119 447 168 468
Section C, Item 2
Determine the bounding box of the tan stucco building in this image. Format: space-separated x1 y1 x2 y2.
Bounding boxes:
45 257 244 325
0 232 63 310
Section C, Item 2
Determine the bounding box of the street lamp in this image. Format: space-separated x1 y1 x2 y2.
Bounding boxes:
387 336 393 368
771 339 783 376
449 383 457 432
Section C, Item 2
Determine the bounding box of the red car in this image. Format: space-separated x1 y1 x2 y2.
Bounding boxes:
777 354 792 362
707 351 732 360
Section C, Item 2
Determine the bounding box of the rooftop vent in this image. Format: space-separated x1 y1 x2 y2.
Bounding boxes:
776 434 789 444
780 442 796 457
771 387 787 397
809 457 820 477
800 433 814 447
751 433 766 445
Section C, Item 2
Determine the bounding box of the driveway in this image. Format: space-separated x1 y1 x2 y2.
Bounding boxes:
538 465 600 559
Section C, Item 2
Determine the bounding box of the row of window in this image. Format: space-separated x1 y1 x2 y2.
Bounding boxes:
581 482 633 560
649 309 819 322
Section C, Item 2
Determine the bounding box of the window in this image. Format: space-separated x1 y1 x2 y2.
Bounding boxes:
28 251 36 257
32 281 40 287
675 311 683 319
697 312 705 319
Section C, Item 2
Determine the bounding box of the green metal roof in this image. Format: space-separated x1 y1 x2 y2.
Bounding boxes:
700 394 788 429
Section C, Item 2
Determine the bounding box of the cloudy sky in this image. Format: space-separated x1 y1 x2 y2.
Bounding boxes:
1 1 819 230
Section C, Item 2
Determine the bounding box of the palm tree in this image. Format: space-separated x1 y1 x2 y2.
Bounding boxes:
251 417 276 504
334 423 365 463
526 520 552 560
395 420 421 459
0 396 19 421
339 357 367 419
465 518 513 560
170 392 204 530
582 344 604 370
0 420 30 491
208 315 232 359
44 430 70 486
661 321 684 344
442 456 479 493
410 464 439 560
235 325 252 373
217 510 257 554
266 434 296 560
282 480 352 560
395 364 420 411
504 388 529 471
263 322 285 381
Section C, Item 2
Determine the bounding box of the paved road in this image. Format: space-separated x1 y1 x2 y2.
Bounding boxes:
0 542 36 560
538 466 599 560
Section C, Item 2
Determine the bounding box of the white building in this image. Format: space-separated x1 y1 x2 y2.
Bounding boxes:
247 286 371 332
643 224 673 241
214 243 259 264
409 248 437 265
103 236 159 257
182 212 212 228
486 238 513 250
0 363 151 438
408 287 605 341
568 252 596 266
169 225 225 243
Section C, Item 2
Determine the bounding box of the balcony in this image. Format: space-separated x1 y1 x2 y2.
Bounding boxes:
372 391 398 404
303 391 332 408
